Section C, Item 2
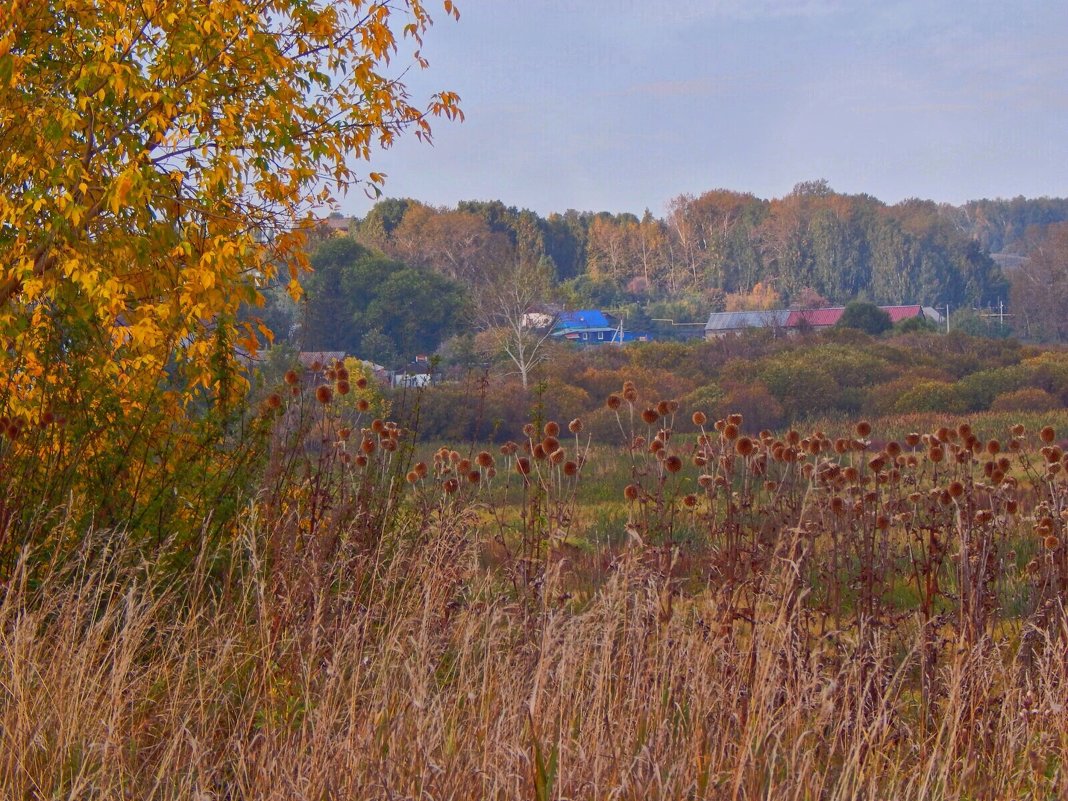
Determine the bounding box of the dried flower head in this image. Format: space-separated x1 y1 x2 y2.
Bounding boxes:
1041 426 1057 443
336 379 350 395
516 456 532 475
855 421 872 438
563 460 578 477
641 408 660 425
568 418 583 434
543 421 561 437
284 369 300 385
315 385 333 404
664 455 683 473
692 411 707 427
606 393 622 410
266 393 282 409
735 437 754 457
623 484 640 501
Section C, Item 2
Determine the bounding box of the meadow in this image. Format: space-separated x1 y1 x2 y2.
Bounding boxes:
2 360 1067 800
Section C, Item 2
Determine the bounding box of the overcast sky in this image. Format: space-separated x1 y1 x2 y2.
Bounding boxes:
339 0 1068 218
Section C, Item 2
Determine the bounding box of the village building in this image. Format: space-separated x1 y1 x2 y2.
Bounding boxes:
551 310 650 344
703 310 790 338
705 304 944 340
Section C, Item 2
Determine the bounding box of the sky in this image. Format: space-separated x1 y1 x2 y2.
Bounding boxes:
339 0 1068 219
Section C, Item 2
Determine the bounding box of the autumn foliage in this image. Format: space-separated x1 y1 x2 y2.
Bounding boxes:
0 0 460 532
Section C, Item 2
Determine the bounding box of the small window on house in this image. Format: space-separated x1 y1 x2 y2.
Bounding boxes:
597 331 604 340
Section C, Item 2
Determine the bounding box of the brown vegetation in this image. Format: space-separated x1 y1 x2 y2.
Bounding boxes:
3 371 1068 798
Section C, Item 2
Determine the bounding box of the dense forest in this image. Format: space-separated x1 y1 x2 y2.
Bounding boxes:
277 185 1068 363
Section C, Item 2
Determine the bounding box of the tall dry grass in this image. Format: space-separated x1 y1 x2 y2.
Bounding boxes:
2 370 1068 799
3 514 1066 798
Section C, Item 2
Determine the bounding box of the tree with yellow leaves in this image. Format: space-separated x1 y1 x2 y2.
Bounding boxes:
0 0 460 535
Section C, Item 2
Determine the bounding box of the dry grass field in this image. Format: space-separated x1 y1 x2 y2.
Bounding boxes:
3 376 1068 799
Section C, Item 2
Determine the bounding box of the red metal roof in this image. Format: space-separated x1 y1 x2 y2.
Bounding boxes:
786 308 844 327
879 305 924 323
786 305 926 328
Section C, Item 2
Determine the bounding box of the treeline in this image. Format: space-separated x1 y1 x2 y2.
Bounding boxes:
346 181 1044 312
281 187 1068 361
944 196 1068 254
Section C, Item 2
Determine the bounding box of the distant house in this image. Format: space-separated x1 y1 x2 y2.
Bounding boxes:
787 304 943 333
705 304 944 339
551 309 649 344
392 372 432 388
785 307 845 331
704 310 790 339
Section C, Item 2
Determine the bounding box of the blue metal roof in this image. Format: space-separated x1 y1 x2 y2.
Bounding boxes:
555 309 615 331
